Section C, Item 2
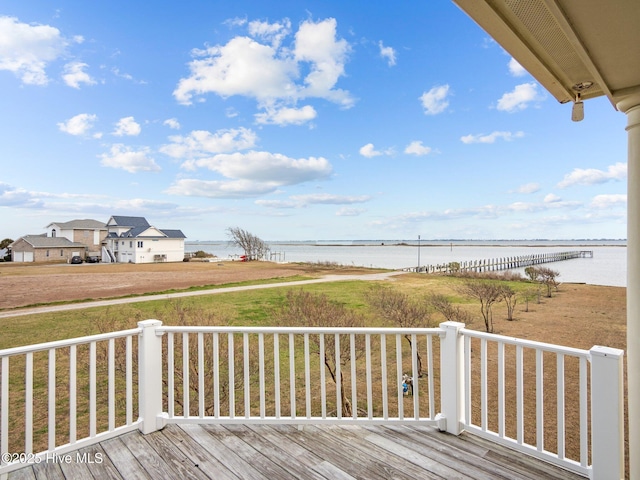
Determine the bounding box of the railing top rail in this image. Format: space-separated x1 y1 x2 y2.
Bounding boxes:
460 328 591 358
0 327 141 358
157 325 443 336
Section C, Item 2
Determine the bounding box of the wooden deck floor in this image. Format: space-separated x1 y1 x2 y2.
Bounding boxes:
8 423 585 480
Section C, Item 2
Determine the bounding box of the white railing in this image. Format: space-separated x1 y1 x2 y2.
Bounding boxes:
0 320 625 479
460 328 624 478
156 325 441 426
0 329 141 476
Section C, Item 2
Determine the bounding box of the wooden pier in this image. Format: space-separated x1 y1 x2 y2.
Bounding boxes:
407 250 593 274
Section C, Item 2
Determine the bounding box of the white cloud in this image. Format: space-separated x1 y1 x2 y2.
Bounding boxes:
543 193 562 203
359 143 383 158
161 127 257 160
185 151 332 185
404 141 432 156
163 118 181 130
173 17 353 111
508 58 527 77
378 41 396 66
289 193 371 205
557 162 627 188
420 85 450 115
515 183 540 194
0 16 69 85
248 19 291 48
336 207 365 216
496 82 541 112
62 62 95 88
256 193 371 209
254 105 317 126
113 116 141 136
57 113 99 137
99 144 160 173
0 182 44 208
165 179 278 199
460 131 524 144
294 18 352 105
590 194 627 208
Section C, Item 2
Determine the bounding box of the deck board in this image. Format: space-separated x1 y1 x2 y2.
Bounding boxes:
7 424 587 480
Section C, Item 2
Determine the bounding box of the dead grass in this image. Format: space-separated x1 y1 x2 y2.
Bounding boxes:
0 261 382 310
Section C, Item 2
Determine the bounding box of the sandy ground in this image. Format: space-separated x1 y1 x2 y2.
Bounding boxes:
0 261 379 310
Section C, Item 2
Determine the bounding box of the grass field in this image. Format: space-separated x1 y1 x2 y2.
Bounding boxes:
0 264 628 471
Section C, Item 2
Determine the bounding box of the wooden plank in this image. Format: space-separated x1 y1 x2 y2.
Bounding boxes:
30 460 64 480
460 433 585 480
160 424 238 480
330 427 460 480
7 466 37 480
269 424 413 480
311 461 356 480
119 431 186 480
58 456 93 480
211 424 326 480
368 424 519 479
82 444 123 480
394 425 583 480
201 424 298 480
100 436 152 480
142 429 211 480
178 424 268 480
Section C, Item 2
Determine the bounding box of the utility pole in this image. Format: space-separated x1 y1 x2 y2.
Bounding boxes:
417 235 421 272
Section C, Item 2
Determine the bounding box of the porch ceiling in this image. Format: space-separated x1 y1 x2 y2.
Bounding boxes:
453 0 640 108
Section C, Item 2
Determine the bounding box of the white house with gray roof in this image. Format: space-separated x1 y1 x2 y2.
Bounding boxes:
103 216 186 263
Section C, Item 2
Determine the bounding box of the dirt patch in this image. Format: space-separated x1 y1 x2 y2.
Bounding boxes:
0 261 380 310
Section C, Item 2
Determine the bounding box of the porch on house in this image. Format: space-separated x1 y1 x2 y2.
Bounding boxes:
0 321 625 479
6 423 585 480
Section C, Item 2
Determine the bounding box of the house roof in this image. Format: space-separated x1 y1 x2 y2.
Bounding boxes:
160 229 187 239
106 216 186 239
46 219 107 230
452 0 640 109
108 216 151 228
13 235 86 249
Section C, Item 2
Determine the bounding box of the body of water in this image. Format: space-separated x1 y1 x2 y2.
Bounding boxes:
186 240 627 287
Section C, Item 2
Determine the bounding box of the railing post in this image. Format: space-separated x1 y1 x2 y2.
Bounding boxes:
437 321 465 435
590 345 625 479
138 320 166 434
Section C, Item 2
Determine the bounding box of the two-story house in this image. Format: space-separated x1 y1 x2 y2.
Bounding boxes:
102 216 186 263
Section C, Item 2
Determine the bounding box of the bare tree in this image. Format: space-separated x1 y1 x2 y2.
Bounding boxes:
499 285 518 321
365 286 432 377
427 293 474 325
457 280 503 333
536 267 560 298
273 290 365 417
226 227 270 260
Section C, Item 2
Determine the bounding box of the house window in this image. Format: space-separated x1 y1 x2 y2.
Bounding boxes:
51 229 56 238
46 250 50 257
137 241 144 248
60 250 64 256
130 241 133 248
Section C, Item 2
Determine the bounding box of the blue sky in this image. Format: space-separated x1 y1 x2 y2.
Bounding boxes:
0 1 628 241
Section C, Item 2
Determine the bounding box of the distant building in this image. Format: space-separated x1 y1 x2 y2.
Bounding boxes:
102 216 186 263
10 235 87 263
46 219 108 257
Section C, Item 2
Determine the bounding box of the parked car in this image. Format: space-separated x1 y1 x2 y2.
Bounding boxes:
85 255 100 263
70 256 83 264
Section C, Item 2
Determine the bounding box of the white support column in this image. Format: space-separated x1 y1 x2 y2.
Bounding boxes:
590 346 625 479
138 319 166 434
617 93 640 480
437 321 466 435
